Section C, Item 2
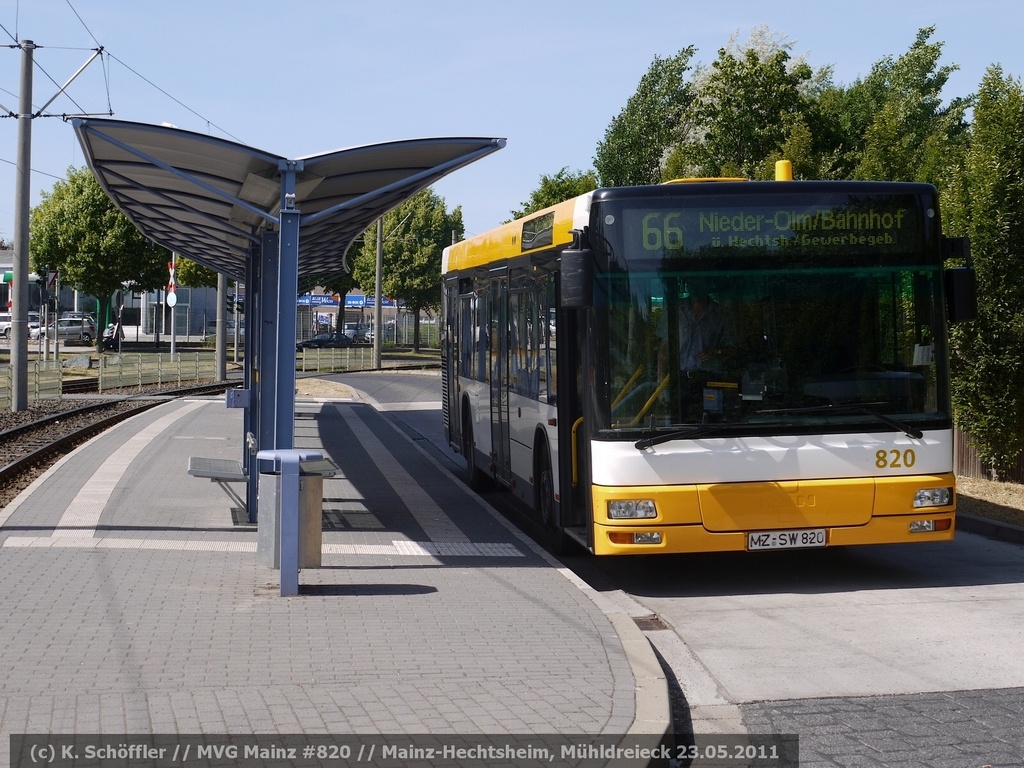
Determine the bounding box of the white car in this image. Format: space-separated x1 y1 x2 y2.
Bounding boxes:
2 311 40 339
343 322 370 343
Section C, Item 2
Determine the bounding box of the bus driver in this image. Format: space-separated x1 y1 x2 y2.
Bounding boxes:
657 280 737 418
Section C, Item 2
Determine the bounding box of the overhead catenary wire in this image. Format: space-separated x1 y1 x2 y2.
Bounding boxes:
103 52 244 143
0 0 248 192
61 0 100 48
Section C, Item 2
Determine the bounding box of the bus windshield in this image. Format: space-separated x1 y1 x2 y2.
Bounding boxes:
587 188 952 439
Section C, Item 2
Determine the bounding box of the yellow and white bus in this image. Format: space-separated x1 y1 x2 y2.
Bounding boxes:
440 165 976 555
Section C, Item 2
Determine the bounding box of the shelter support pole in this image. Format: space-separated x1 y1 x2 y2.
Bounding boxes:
216 272 227 381
257 230 281 452
274 169 300 448
373 218 383 369
243 246 259 523
274 201 299 448
252 230 279 535
256 163 302 596
254 159 301 573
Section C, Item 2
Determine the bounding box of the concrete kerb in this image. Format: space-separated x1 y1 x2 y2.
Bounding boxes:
957 513 1024 545
344 386 673 746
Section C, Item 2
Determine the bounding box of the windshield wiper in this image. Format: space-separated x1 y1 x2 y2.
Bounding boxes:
757 404 924 439
634 423 741 450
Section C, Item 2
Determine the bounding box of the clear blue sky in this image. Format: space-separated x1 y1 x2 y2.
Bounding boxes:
1 0 1021 246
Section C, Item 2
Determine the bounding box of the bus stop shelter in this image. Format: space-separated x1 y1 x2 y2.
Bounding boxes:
72 118 504 592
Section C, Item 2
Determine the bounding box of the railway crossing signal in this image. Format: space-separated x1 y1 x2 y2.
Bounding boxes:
167 260 178 308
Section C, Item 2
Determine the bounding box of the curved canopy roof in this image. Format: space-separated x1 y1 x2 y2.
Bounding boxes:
72 118 505 280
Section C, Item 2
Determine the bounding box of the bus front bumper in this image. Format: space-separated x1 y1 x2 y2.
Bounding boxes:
592 513 955 555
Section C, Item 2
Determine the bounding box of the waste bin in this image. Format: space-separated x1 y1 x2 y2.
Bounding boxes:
297 458 338 568
256 451 338 569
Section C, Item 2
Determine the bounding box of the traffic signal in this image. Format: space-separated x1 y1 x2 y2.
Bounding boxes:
33 271 48 302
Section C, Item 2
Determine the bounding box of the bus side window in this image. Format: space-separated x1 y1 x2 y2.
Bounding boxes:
510 273 541 400
477 288 490 382
539 273 556 404
459 295 471 378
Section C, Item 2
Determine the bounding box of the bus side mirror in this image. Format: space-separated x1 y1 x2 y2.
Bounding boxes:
560 246 593 308
942 236 976 323
945 267 976 323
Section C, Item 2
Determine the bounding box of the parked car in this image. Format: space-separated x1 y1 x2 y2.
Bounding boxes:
0 311 47 337
4 311 41 339
31 316 97 345
342 322 370 343
296 331 353 351
60 311 97 325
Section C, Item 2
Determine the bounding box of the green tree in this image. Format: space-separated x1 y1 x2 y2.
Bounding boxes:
509 167 597 220
946 66 1024 479
594 48 696 187
30 166 169 343
352 189 462 350
175 257 219 288
665 43 813 179
816 27 970 185
859 29 969 185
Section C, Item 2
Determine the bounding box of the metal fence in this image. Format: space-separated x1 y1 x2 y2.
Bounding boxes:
371 319 440 348
0 361 62 408
297 347 373 374
98 352 219 392
295 347 438 373
302 312 441 348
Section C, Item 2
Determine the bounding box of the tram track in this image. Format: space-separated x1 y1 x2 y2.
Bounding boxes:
61 377 100 394
0 381 231 509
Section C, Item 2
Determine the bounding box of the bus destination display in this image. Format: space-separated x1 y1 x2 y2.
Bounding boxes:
624 197 926 255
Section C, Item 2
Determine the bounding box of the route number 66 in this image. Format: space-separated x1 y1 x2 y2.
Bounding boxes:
642 213 683 250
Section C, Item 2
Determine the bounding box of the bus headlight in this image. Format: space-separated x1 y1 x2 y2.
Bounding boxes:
608 499 657 519
913 487 953 508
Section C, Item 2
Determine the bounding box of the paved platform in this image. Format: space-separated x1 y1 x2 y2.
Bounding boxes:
0 391 668 762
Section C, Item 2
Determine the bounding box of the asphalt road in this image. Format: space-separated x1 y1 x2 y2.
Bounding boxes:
330 369 1024 768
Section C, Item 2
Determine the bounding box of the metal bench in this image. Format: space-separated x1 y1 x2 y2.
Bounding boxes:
187 456 248 510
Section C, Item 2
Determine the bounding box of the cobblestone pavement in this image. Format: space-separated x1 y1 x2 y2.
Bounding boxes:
740 688 1024 767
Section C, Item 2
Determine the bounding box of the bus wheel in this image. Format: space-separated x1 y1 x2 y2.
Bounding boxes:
536 443 571 555
463 416 489 492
